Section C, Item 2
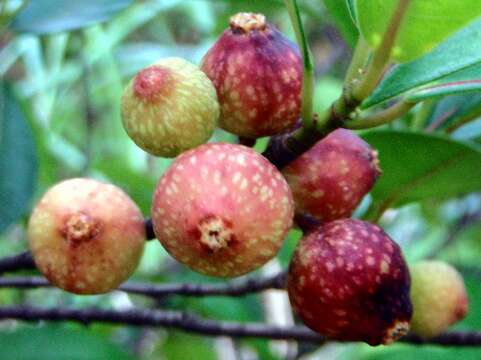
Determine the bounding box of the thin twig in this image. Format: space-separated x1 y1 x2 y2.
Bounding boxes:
0 251 35 275
0 305 480 346
0 273 287 298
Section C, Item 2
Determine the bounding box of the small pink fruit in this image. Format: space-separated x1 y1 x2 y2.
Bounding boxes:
28 178 145 294
287 219 412 345
121 57 219 157
410 260 468 338
282 129 380 222
151 143 294 277
201 12 302 138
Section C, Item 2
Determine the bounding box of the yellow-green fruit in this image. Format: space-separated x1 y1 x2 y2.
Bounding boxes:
121 57 219 157
28 178 145 295
410 260 468 338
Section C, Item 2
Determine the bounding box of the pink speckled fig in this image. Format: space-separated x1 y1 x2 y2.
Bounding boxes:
121 57 219 157
28 178 145 295
201 12 302 138
152 143 294 277
282 129 380 222
287 219 412 345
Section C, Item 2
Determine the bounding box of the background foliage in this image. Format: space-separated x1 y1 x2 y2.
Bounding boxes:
1 0 481 359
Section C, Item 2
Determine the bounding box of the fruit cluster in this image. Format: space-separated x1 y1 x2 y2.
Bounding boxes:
27 12 468 346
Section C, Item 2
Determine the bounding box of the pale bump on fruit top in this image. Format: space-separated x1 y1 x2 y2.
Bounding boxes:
121 57 219 157
410 260 468 338
287 219 412 346
151 143 294 277
28 178 145 295
283 129 380 222
200 12 302 139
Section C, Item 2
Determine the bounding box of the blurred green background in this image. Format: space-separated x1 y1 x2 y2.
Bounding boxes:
1 0 481 359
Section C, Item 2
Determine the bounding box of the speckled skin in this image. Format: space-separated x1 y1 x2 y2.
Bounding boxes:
410 260 468 338
283 129 380 222
200 13 302 138
28 178 145 295
152 143 294 277
287 219 412 345
121 57 219 157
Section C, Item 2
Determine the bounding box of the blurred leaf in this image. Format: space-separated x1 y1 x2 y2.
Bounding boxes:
0 84 37 233
359 343 481 360
362 131 481 214
10 0 133 34
323 0 358 47
425 94 481 132
0 326 134 360
439 223 481 267
157 332 216 360
363 17 481 108
355 0 481 62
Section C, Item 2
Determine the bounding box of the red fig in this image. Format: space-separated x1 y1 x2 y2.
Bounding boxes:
287 219 412 345
151 143 294 277
201 12 302 138
282 129 380 222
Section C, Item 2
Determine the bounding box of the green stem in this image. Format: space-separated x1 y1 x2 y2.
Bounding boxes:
411 99 434 130
351 0 411 101
284 0 315 129
346 100 416 129
344 36 370 85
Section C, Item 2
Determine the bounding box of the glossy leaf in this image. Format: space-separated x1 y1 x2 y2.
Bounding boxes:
0 85 37 233
355 0 481 62
363 18 481 108
407 63 481 102
10 0 133 34
362 131 481 216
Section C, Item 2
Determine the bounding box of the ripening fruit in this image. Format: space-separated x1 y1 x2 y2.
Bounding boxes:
410 260 468 338
200 12 302 138
287 219 412 345
121 57 219 157
152 143 294 277
28 178 145 295
282 129 380 222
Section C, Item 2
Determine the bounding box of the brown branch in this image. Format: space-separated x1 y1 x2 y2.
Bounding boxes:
0 305 480 346
0 273 286 298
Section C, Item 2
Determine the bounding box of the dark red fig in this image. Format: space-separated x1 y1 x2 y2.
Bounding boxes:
287 219 412 345
201 12 302 138
282 129 380 222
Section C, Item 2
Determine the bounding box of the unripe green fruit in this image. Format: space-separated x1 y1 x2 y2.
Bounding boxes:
28 178 146 295
410 260 468 338
121 57 219 157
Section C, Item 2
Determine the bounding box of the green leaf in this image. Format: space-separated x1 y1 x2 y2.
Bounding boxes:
10 0 133 34
355 0 481 62
0 325 134 360
0 85 37 233
362 131 481 216
323 0 358 47
407 64 481 102
363 17 481 108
